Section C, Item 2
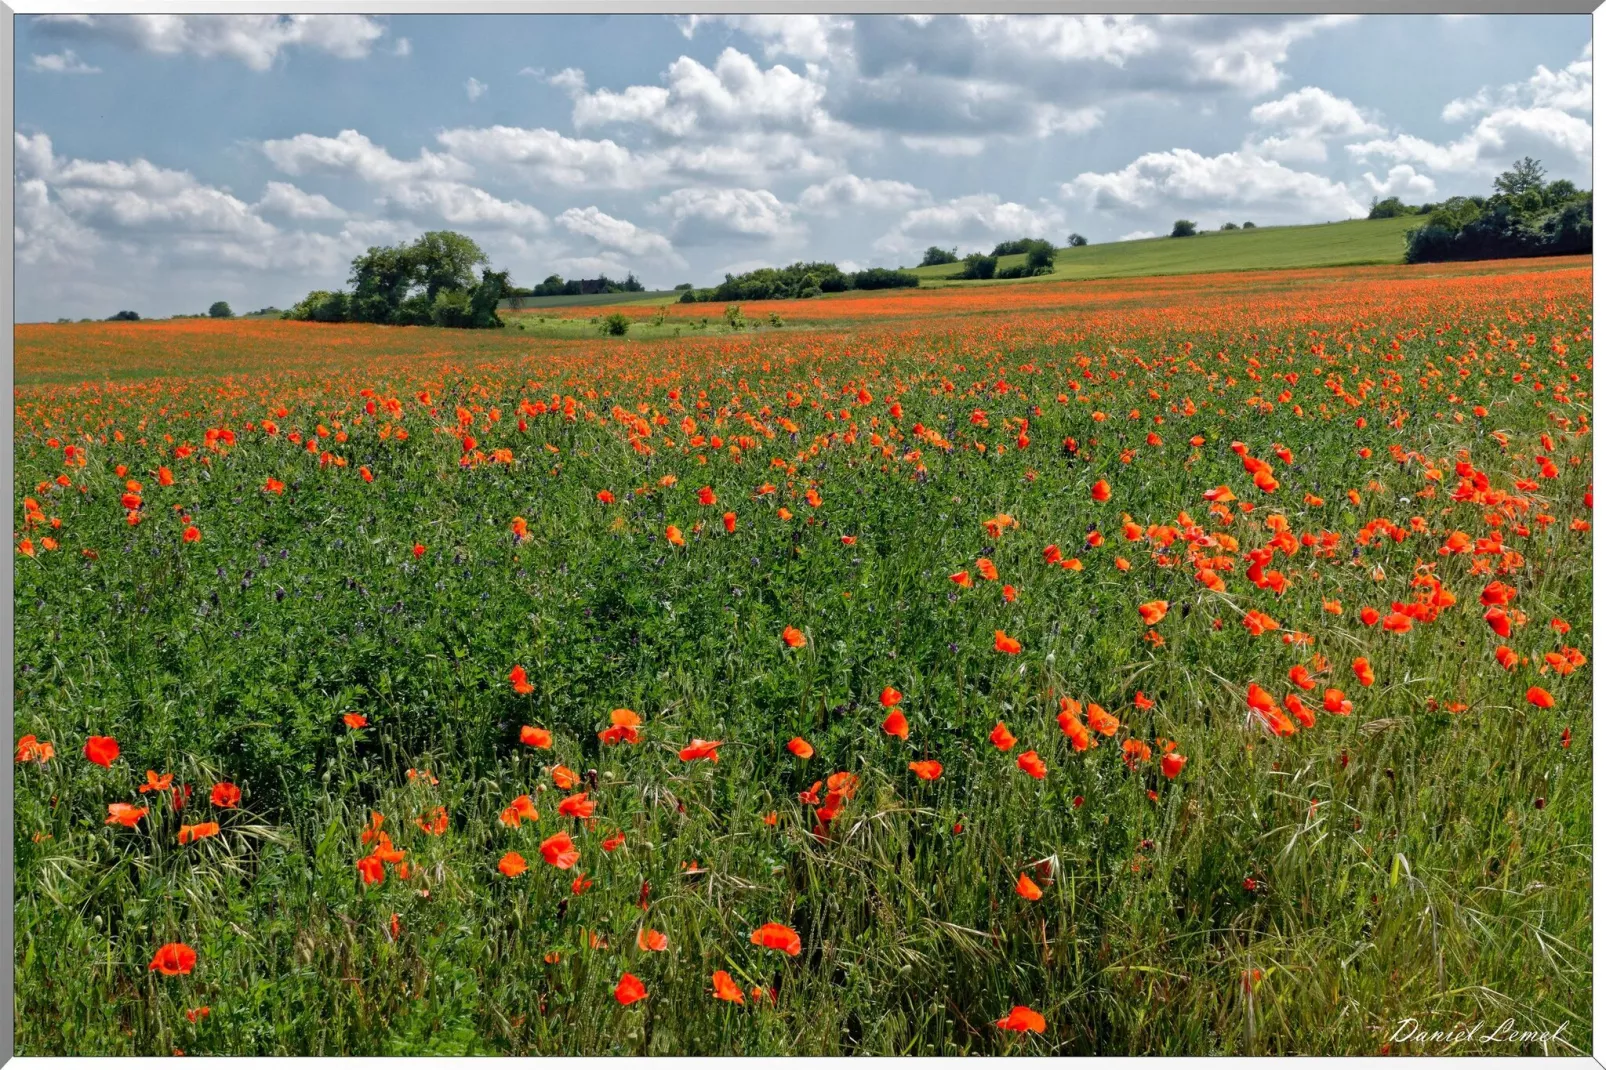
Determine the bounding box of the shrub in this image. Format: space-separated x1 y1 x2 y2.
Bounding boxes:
107 310 141 322
1067 233 1088 247
1220 222 1240 231
1368 196 1416 219
724 305 745 330
849 267 920 290
1170 220 1197 237
1023 240 1056 272
956 253 996 280
600 312 630 336
1242 221 1256 229
673 283 693 291
920 246 960 267
208 301 234 318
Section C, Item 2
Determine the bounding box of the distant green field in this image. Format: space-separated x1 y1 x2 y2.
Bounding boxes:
909 215 1426 286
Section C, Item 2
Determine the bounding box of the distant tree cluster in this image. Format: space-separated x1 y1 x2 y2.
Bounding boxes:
1404 158 1590 263
285 231 509 329
927 236 1059 280
1170 220 1197 237
512 272 646 298
677 261 920 303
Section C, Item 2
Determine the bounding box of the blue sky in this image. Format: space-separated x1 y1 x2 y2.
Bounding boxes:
15 13 1592 321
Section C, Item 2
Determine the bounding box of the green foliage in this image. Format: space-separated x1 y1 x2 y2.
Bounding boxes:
11 261 1593 1055
1368 197 1417 219
1067 233 1088 247
1241 221 1256 229
107 310 141 322
208 301 235 319
288 232 504 329
599 312 631 336
920 246 960 267
1405 160 1591 263
1170 220 1198 237
521 273 646 298
1220 222 1240 231
990 237 1050 257
849 267 921 290
956 253 997 280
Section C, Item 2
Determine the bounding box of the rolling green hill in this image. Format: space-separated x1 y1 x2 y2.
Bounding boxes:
908 215 1425 286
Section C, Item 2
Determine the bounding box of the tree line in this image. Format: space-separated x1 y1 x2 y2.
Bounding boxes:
675 262 920 303
1398 157 1591 263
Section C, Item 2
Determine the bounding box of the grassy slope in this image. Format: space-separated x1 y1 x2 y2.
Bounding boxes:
909 215 1425 285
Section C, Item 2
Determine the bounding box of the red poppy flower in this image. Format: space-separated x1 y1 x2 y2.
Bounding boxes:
881 709 909 740
787 737 814 759
908 760 943 781
1015 872 1043 900
519 725 552 748
712 970 746 1004
988 722 1016 751
509 665 535 695
782 626 807 648
750 922 802 956
106 802 148 827
678 739 724 763
1016 750 1047 779
149 943 197 976
614 973 648 1006
996 1006 1046 1033
209 782 241 808
84 735 120 767
540 831 580 869
558 793 596 819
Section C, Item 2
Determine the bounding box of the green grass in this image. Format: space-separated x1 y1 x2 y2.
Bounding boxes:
12 260 1592 1055
910 216 1426 285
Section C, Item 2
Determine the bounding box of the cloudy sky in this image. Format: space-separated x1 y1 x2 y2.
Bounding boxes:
15 13 1592 321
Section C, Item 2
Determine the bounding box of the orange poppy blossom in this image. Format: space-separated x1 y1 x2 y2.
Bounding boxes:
996 1005 1047 1033
177 821 221 845
614 973 648 1006
509 665 535 694
15 735 54 764
1016 750 1047 779
750 922 802 956
678 739 724 763
599 708 642 746
149 943 197 976
539 831 580 869
786 736 814 759
909 760 943 781
781 626 807 649
881 709 910 740
106 802 148 827
711 969 746 1004
83 735 120 767
499 795 539 827
497 851 528 878
557 792 596 818
988 722 1016 751
993 630 1022 655
518 725 552 748
1015 872 1043 900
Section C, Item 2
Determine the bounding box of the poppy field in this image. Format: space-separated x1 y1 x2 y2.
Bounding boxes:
12 257 1593 1055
